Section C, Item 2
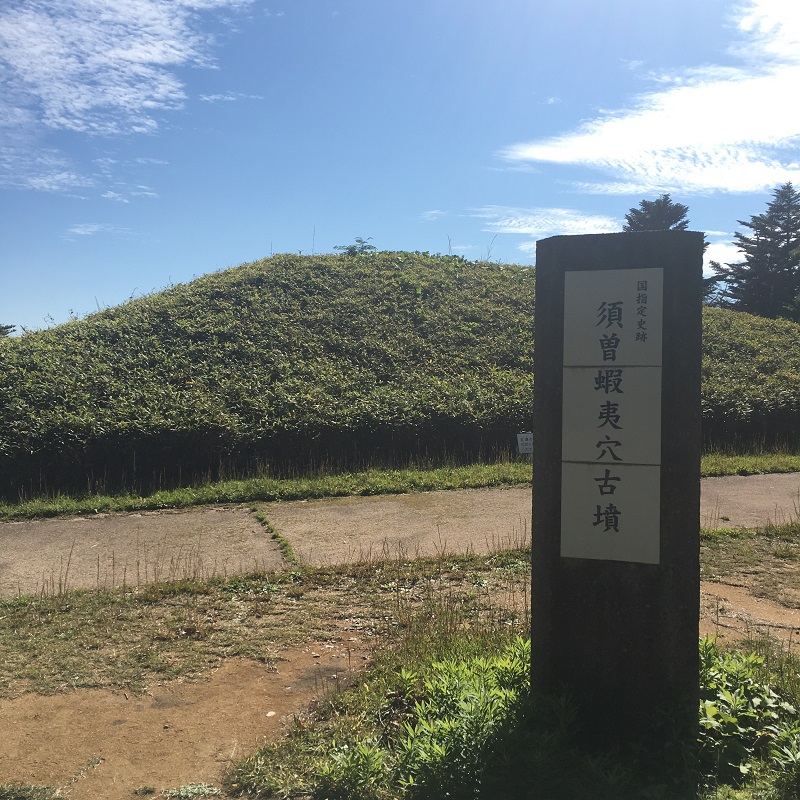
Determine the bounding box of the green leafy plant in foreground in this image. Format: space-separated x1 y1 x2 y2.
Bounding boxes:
230 636 533 800
228 636 800 800
698 638 800 796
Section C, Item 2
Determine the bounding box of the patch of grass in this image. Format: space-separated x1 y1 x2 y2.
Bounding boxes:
702 450 800 477
226 598 531 800
772 543 799 560
701 522 800 604
251 507 300 565
226 632 800 800
0 788 59 800
701 526 760 544
1 449 799 521
0 460 533 521
0 550 530 699
162 785 221 799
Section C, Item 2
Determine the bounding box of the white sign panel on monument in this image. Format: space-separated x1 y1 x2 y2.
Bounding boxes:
560 268 664 564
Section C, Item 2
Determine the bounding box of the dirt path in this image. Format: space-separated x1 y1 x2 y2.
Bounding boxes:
700 580 800 644
1 474 799 798
0 643 369 799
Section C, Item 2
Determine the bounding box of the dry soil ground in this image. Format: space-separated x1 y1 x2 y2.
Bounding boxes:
0 474 799 799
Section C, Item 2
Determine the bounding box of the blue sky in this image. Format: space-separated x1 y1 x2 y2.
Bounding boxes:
2 0 799 332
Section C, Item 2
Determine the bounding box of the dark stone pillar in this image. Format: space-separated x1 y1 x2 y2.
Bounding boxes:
531 230 702 744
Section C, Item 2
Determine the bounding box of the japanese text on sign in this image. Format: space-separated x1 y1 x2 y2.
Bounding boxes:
561 268 663 564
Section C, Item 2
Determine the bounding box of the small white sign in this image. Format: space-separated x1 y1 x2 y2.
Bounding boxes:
517 432 533 454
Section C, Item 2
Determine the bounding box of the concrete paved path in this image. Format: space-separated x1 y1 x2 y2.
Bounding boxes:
700 473 800 528
1 474 798 596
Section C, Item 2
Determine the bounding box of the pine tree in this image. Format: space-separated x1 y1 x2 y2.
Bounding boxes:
622 194 690 232
711 183 800 320
0 324 14 337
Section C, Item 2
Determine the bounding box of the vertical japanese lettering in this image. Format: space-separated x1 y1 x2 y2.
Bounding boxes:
636 280 649 342
599 333 621 362
594 469 621 495
594 369 624 394
593 503 622 532
596 301 624 328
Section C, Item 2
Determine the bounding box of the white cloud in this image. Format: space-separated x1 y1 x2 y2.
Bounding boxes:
132 185 159 198
471 206 619 238
500 0 800 195
704 240 742 271
0 0 250 190
0 142 94 192
420 209 446 222
469 206 620 259
66 223 121 236
199 91 263 102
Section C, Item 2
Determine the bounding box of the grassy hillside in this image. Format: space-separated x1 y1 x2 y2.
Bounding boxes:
0 252 534 499
702 306 800 445
2 251 799 500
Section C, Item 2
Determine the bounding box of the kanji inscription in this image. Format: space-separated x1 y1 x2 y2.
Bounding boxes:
561 268 663 564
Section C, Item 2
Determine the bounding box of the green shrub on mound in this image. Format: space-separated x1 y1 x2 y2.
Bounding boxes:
702 307 800 446
1 251 799 499
0 252 534 498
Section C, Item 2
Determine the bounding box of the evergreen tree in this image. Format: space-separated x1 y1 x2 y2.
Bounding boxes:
0 324 14 337
623 193 690 232
622 194 718 300
711 183 800 320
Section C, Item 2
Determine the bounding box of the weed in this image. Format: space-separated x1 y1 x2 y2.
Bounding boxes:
251 508 299 565
0 788 59 800
162 785 221 798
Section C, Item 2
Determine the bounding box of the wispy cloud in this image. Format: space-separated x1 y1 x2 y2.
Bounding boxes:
0 0 250 190
101 184 158 202
500 0 800 195
420 209 447 222
199 91 263 102
0 141 94 193
65 222 124 236
471 206 619 237
469 206 620 258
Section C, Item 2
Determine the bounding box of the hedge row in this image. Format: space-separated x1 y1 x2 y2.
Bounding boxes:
1 252 799 499
0 253 534 497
